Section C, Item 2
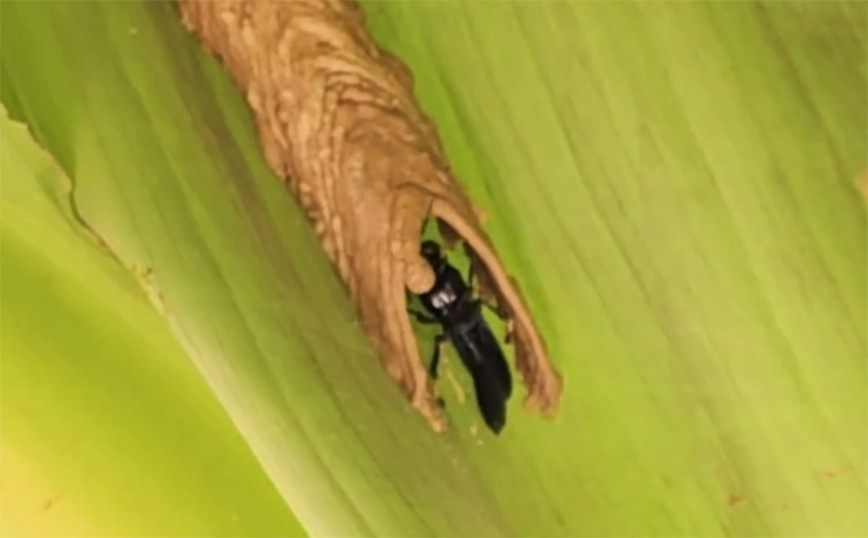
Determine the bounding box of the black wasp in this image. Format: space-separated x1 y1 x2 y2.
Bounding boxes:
408 240 513 434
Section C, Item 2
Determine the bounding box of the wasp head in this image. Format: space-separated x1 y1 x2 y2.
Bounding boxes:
420 240 446 272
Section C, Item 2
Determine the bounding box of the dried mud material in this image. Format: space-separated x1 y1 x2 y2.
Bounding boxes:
178 0 562 431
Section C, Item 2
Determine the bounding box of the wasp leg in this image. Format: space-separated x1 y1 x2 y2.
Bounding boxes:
429 333 448 380
467 264 504 319
407 308 438 325
482 299 504 318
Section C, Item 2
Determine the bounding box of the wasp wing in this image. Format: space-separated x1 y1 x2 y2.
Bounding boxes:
452 321 513 434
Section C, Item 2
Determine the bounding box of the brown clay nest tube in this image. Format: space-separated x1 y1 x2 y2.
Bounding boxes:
177 0 562 431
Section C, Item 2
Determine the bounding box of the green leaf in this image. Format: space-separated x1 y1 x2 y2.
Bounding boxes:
0 106 305 536
2 1 865 536
366 2 868 534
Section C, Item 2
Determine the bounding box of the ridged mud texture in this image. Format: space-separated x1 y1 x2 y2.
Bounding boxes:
177 0 562 430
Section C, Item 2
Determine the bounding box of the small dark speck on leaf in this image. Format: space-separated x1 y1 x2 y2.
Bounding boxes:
40 496 61 513
821 465 850 479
